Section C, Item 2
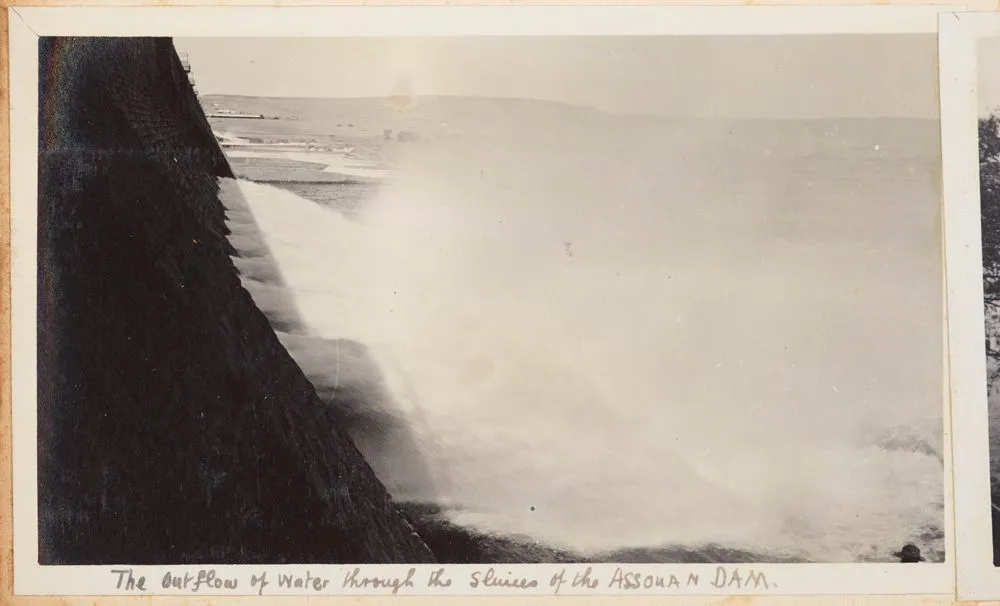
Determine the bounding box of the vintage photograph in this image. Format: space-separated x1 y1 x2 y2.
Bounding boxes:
30 31 947 570
938 10 1000 600
976 35 1000 568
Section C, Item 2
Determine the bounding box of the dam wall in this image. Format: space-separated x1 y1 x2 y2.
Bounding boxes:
36 37 435 564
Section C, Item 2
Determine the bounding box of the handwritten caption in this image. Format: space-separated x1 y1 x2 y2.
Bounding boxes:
109 565 773 596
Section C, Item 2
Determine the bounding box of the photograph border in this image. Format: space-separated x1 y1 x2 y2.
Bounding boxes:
941 9 1000 602
6 3 964 599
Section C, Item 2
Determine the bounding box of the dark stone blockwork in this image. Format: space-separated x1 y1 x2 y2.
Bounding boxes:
36 37 435 565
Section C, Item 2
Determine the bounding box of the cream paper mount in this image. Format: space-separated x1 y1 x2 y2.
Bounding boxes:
8 4 958 598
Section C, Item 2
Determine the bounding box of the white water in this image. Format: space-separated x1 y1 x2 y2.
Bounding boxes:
220 128 943 562
225 148 391 179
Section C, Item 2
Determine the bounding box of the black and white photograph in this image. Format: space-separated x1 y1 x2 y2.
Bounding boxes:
8 5 954 597
974 35 1000 568
941 10 1000 601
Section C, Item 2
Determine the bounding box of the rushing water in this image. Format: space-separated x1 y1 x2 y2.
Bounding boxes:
219 119 944 563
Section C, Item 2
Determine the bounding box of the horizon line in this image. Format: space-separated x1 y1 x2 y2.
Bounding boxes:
197 92 937 122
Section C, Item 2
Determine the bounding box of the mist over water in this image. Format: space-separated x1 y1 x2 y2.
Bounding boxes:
221 112 943 562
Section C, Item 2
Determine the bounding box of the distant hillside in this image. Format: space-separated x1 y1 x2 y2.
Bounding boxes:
200 94 940 161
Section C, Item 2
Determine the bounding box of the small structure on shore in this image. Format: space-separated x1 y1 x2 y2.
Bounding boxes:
893 544 925 563
206 109 269 120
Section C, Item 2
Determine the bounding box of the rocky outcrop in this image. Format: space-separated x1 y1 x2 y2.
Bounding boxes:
36 37 435 564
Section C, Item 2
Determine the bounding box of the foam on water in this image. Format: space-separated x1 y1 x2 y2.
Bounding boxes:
219 135 944 562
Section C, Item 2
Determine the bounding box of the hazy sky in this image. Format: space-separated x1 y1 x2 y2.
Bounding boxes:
175 35 938 120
